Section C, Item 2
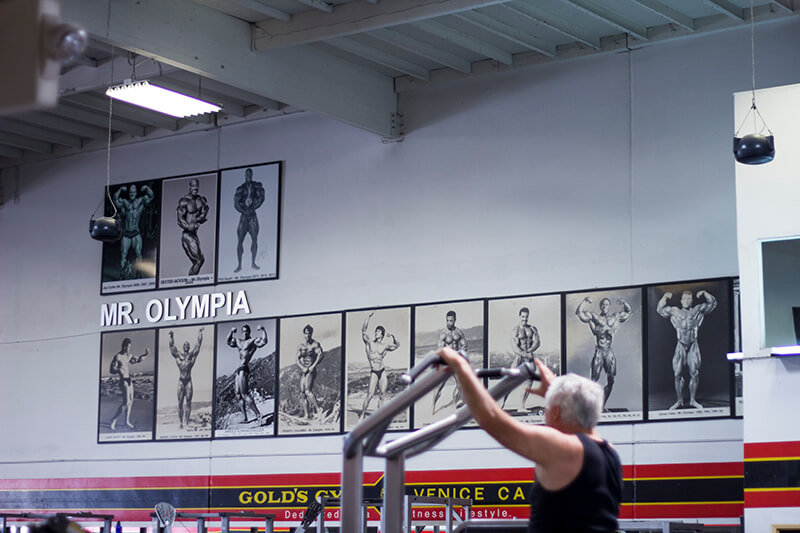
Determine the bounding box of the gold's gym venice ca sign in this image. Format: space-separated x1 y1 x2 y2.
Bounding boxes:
101 290 250 327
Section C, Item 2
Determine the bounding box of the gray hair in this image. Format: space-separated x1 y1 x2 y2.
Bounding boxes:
544 373 604 429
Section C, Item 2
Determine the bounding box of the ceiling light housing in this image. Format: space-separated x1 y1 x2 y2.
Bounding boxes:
105 80 221 118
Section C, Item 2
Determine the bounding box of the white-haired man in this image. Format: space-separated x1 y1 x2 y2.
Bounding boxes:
437 346 622 532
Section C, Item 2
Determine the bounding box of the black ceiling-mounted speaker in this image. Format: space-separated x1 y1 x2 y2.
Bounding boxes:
89 215 122 242
733 133 775 165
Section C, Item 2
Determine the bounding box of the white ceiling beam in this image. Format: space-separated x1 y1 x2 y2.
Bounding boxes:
499 3 600 49
702 0 744 21
162 70 284 111
0 132 53 154
61 0 397 137
558 0 649 40
0 145 23 159
369 28 472 73
253 0 514 49
414 19 513 65
767 0 794 13
454 10 556 57
0 119 84 148
294 0 334 14
53 104 147 137
229 0 290 21
629 0 694 32
15 113 108 139
327 37 430 80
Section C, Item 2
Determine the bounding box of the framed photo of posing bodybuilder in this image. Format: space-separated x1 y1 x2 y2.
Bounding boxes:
213 318 277 438
647 279 732 421
100 179 161 294
158 172 218 289
154 324 215 440
487 294 562 425
565 288 644 423
343 307 412 432
412 299 485 429
216 162 282 284
277 313 342 436
98 329 156 443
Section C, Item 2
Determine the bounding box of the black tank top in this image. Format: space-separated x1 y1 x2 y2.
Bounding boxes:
528 433 622 533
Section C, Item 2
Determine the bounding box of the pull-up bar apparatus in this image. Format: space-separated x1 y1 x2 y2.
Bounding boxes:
341 351 540 533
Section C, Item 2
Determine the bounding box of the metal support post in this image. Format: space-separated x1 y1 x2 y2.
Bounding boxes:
381 454 406 533
220 516 229 533
341 445 364 533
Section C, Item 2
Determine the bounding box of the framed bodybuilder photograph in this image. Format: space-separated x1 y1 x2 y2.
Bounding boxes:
214 318 277 438
413 299 484 429
100 179 161 294
217 162 281 284
158 172 218 289
155 325 215 440
277 313 342 435
343 307 411 432
647 279 732 421
487 294 561 425
98 329 156 443
565 288 644 422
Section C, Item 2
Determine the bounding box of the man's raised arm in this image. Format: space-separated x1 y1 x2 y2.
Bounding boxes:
255 325 269 347
657 292 674 318
437 347 579 465
130 348 149 364
113 186 125 207
190 328 205 357
576 297 593 323
697 290 718 314
141 185 154 204
387 333 400 351
362 313 373 345
617 299 633 323
168 331 179 358
226 328 238 348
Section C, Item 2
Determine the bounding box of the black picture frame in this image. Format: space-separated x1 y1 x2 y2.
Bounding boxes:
276 312 343 436
100 179 161 294
646 279 732 421
216 162 282 284
213 318 278 439
97 328 156 443
565 287 645 423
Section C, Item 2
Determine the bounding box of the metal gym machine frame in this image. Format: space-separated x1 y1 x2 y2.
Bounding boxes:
341 351 540 533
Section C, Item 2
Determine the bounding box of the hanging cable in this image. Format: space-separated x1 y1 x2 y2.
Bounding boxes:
91 45 117 219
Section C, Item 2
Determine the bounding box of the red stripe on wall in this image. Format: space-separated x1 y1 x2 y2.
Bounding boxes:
744 440 800 459
210 473 345 487
745 490 800 508
622 503 744 519
0 462 745 490
632 462 743 479
0 476 211 490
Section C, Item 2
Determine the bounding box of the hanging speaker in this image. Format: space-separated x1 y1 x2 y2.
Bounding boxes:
733 133 775 165
89 215 122 242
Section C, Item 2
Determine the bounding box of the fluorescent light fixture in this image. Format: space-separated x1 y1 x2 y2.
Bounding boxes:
771 345 800 357
726 352 744 361
105 80 221 118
